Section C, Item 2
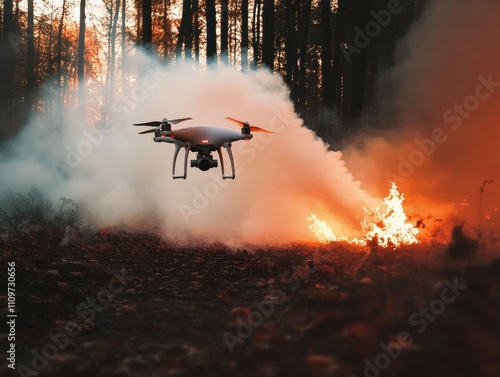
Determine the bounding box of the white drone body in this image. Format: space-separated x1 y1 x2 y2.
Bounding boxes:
133 117 272 179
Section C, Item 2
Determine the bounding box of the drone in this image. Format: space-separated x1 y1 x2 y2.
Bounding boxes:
133 117 273 179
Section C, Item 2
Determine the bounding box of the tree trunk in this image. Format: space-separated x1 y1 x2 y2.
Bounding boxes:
332 0 346 117
161 0 170 58
56 0 67 100
27 0 35 112
176 0 193 60
0 6 3 40
206 0 216 60
107 0 120 120
193 0 199 62
283 0 298 106
251 0 261 66
77 0 86 114
121 0 126 83
261 0 274 69
184 0 193 60
241 0 248 70
297 0 311 111
142 0 152 50
317 0 334 144
342 0 369 133
0 0 16 141
320 0 332 108
221 0 228 63
13 0 19 27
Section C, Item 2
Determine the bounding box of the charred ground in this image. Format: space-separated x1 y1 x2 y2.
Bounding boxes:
1 230 500 377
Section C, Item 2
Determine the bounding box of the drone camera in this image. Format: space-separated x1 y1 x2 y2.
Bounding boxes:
191 154 218 171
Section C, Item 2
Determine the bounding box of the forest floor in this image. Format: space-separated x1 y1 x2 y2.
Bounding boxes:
1 230 500 377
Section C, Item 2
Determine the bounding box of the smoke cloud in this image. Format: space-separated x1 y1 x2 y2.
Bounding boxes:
345 0 500 236
0 54 376 245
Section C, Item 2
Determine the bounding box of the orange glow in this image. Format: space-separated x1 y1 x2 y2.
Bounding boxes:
307 183 419 248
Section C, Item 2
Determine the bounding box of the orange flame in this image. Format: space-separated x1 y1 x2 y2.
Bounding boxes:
361 182 419 247
307 214 337 243
307 183 419 247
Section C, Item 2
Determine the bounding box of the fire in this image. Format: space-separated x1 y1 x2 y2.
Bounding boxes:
308 183 419 248
307 214 337 243
361 182 419 247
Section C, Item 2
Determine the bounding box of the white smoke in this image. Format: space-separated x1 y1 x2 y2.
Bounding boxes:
0 53 377 245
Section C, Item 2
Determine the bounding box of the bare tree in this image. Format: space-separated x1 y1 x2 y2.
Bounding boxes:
121 0 126 83
320 0 332 109
142 0 152 49
341 1 369 133
103 0 121 120
297 0 311 111
206 0 216 60
251 0 261 66
192 0 200 62
261 0 274 69
27 0 35 112
332 0 346 120
221 0 228 63
241 0 249 70
176 0 193 60
77 0 86 112
56 0 67 101
0 0 16 141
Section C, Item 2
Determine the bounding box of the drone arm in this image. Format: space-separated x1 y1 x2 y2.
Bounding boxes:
172 143 190 179
216 148 224 175
219 142 235 179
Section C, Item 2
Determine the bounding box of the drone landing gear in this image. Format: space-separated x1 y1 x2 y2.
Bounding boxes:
172 143 190 179
169 141 236 179
217 142 236 179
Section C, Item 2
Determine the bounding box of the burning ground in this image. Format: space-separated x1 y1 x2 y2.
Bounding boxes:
1 230 500 377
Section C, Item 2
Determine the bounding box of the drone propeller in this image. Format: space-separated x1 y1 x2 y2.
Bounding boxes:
138 128 157 135
225 117 273 134
133 117 192 135
133 117 192 127
134 121 162 127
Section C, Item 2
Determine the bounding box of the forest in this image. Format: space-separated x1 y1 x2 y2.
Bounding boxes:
0 0 429 149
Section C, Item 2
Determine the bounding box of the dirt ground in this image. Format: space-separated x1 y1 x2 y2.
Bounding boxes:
1 230 500 377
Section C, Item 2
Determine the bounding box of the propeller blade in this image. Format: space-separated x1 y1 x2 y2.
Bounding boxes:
133 118 192 127
133 121 162 127
250 126 273 134
168 117 192 124
138 128 157 135
225 117 273 134
225 117 249 127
